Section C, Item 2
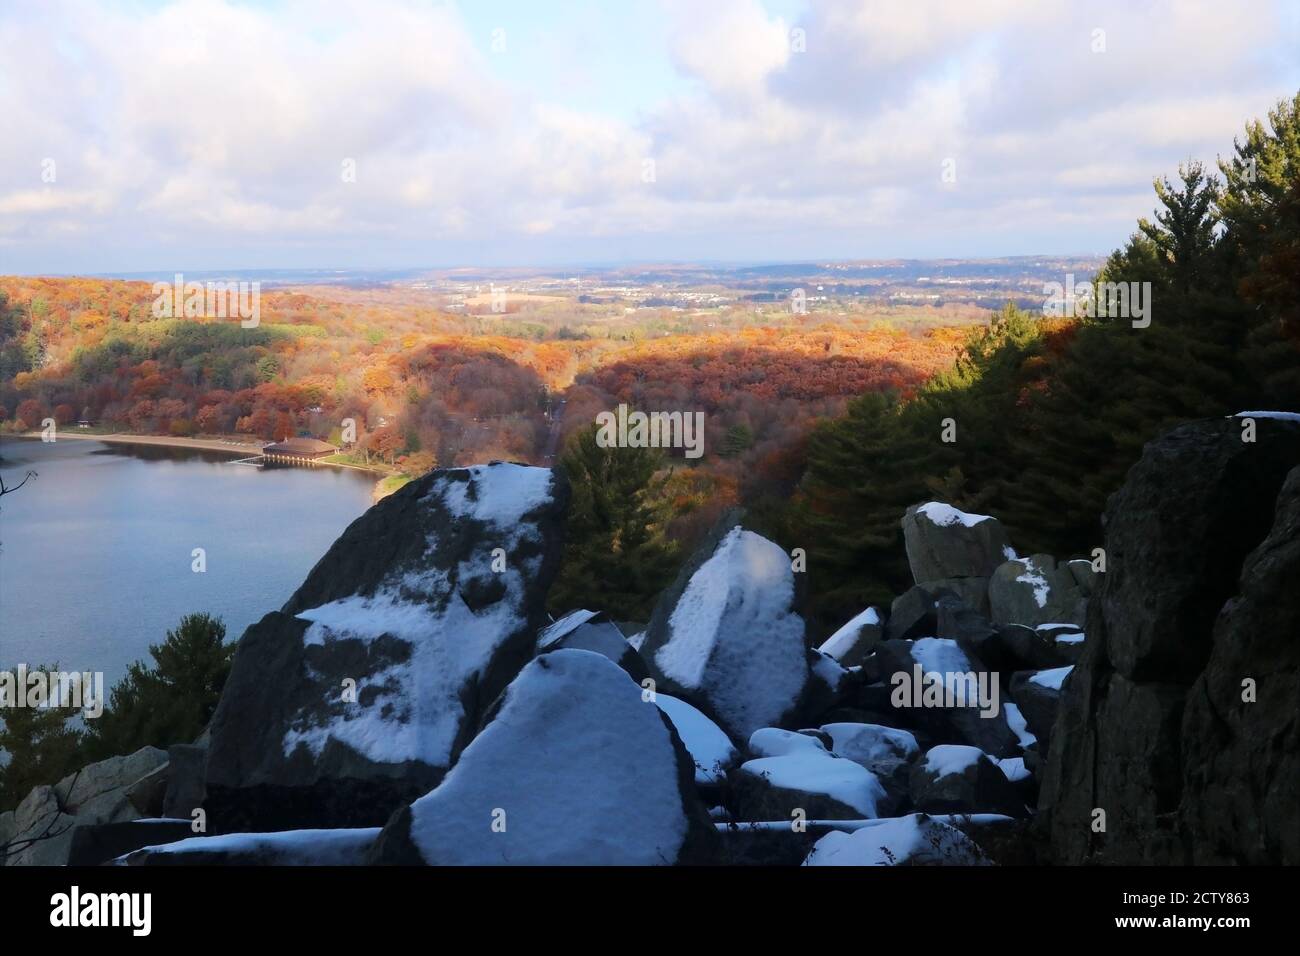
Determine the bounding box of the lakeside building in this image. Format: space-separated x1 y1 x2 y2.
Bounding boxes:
261 437 338 462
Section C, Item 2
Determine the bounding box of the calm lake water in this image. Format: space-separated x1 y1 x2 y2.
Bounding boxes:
0 437 375 688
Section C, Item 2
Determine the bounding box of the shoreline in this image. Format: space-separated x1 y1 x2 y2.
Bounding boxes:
9 430 265 456
5 431 391 493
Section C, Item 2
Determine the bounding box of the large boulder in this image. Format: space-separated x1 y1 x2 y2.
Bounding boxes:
3 746 168 866
901 502 1013 584
655 694 738 786
204 462 568 832
820 722 919 779
639 514 810 742
988 554 1086 627
371 650 716 865
4 787 77 866
802 813 991 866
821 722 919 806
909 745 1026 817
734 728 891 821
1041 416 1300 864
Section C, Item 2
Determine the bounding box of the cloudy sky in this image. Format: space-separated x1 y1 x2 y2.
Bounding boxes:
1 0 1297 274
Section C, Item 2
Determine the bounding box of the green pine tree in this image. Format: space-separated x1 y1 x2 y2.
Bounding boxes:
83 613 234 760
548 425 682 621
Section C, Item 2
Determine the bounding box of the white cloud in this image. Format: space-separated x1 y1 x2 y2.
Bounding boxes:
0 0 1295 271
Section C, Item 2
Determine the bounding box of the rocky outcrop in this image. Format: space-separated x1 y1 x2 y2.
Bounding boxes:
204 462 568 832
639 513 810 742
902 502 1013 580
2 746 169 866
371 649 716 865
1041 416 1300 864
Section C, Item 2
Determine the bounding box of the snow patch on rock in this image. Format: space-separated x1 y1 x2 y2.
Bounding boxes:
405 650 693 865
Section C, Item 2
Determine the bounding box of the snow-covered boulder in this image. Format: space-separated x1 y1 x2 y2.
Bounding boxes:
204 463 568 832
802 813 991 866
371 650 715 865
655 694 738 786
820 723 919 779
909 745 1026 818
734 728 891 821
988 554 1086 627
818 607 882 667
640 515 810 741
117 827 380 866
537 609 649 682
902 502 1013 585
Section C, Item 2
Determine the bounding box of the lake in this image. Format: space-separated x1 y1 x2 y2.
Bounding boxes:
0 437 375 688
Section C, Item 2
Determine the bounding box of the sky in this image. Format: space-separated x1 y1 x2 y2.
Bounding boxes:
0 0 1297 275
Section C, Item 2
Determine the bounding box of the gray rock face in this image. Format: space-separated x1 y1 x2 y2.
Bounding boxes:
639 513 809 742
1041 417 1300 864
885 585 939 642
988 554 1085 627
935 594 999 657
204 462 568 832
163 744 208 820
3 747 168 866
1009 669 1070 757
909 745 1025 817
372 649 716 865
1180 464 1300 863
5 786 78 866
902 502 1013 583
924 576 991 616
